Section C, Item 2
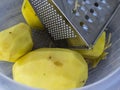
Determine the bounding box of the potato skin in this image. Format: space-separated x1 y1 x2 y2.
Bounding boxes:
13 48 88 89
0 23 33 62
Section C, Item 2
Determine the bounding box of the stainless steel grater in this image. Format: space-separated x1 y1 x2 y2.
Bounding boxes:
29 0 120 48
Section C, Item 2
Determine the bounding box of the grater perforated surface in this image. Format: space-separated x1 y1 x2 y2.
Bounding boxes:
29 0 120 47
30 0 76 40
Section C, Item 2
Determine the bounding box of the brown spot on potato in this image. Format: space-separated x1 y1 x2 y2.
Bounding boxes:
80 80 85 84
24 3 26 9
9 32 12 34
54 61 63 67
82 80 85 83
49 56 52 59
43 73 46 76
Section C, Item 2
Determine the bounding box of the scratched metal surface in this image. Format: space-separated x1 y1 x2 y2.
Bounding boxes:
0 0 120 90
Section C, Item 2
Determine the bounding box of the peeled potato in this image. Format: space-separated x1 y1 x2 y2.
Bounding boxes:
22 0 44 29
0 23 33 62
13 48 88 90
75 32 106 59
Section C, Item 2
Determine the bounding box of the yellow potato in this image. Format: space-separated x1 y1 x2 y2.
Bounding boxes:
22 0 44 30
75 32 106 59
13 48 88 90
0 23 33 62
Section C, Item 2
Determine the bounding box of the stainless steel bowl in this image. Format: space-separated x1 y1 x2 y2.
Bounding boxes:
0 0 120 90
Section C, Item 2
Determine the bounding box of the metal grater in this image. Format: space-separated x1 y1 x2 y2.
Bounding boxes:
29 0 120 48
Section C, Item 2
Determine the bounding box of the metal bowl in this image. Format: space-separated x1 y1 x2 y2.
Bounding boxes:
0 0 120 90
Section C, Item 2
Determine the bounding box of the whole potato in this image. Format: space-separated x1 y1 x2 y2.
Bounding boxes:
13 48 88 90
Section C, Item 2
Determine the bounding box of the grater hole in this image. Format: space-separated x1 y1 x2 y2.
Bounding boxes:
72 9 77 14
85 15 89 20
80 22 84 27
80 22 88 30
90 9 94 13
94 2 99 7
